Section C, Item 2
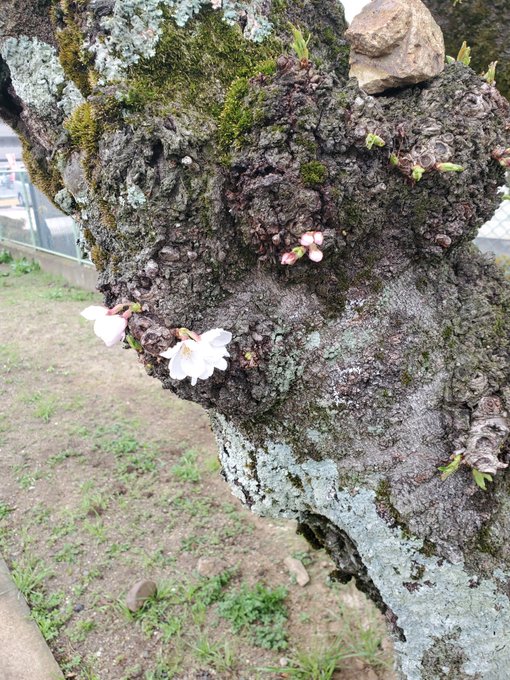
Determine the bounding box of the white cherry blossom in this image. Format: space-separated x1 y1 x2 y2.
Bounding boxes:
160 328 232 386
81 305 128 347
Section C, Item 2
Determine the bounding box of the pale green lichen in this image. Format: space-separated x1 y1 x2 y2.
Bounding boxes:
211 413 510 680
0 36 83 117
88 0 273 82
54 188 75 213
123 184 147 208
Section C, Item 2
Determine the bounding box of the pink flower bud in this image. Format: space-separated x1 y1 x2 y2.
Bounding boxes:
308 244 324 262
300 232 315 247
281 251 298 265
313 231 324 246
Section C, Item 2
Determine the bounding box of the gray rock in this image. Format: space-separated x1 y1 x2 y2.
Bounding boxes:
345 0 445 94
125 580 157 612
283 556 310 587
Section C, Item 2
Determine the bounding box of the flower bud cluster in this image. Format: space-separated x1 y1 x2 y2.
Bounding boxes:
281 231 324 265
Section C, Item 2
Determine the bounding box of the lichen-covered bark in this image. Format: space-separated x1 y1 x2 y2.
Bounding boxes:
424 0 510 100
3 2 510 677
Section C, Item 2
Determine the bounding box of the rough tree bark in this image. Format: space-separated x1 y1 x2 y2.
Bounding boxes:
424 0 510 100
2 2 510 678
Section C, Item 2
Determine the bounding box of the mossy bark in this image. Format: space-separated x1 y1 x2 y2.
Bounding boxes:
3 2 510 677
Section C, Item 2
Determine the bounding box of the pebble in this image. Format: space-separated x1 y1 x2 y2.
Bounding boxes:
125 579 157 612
283 556 310 587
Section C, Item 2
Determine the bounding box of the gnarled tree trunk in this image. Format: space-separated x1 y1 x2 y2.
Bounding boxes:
2 2 510 678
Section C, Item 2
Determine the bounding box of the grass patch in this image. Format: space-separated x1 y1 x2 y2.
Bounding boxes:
43 286 95 302
171 448 201 483
93 425 160 476
119 570 234 641
0 249 13 264
10 258 40 275
193 636 237 672
219 583 288 651
0 501 14 520
11 557 71 641
23 392 58 422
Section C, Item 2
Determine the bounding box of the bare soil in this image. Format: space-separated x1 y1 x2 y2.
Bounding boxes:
0 261 395 680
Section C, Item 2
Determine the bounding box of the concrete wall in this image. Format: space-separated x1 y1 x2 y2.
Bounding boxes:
1 239 98 291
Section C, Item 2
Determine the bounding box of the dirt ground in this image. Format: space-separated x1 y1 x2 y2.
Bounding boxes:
0 257 395 680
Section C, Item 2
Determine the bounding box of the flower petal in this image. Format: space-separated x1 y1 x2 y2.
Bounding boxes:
300 232 315 247
169 350 188 380
170 341 207 380
198 363 215 381
308 245 324 262
213 357 228 371
81 305 108 321
200 329 232 348
93 315 127 347
160 343 181 359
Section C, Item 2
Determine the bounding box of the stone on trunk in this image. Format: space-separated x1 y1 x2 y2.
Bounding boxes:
345 0 445 94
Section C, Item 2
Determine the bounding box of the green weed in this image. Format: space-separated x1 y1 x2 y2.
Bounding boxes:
68 619 97 643
44 286 95 302
262 641 353 679
99 429 159 475
0 249 13 264
55 542 84 564
0 343 21 369
219 583 288 651
82 519 108 543
23 392 57 422
11 558 71 640
0 501 14 520
10 258 40 275
145 653 183 680
48 449 83 466
171 449 201 483
193 636 237 672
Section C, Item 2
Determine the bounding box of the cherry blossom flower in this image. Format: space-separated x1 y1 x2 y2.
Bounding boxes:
282 232 324 265
160 328 232 386
307 244 324 262
281 251 299 265
211 0 222 8
81 305 128 347
300 232 315 247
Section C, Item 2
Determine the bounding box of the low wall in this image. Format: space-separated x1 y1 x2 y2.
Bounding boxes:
0 239 97 292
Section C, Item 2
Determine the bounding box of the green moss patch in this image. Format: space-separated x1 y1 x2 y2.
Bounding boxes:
300 160 328 187
127 8 281 115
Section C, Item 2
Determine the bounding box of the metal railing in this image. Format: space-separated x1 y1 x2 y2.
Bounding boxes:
476 188 510 257
0 168 89 263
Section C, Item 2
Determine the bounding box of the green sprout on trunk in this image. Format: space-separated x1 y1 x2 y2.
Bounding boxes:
436 163 465 173
412 165 426 182
438 454 462 481
439 455 494 491
456 41 471 66
289 25 311 67
446 41 471 66
365 133 386 150
483 61 498 86
472 469 493 491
